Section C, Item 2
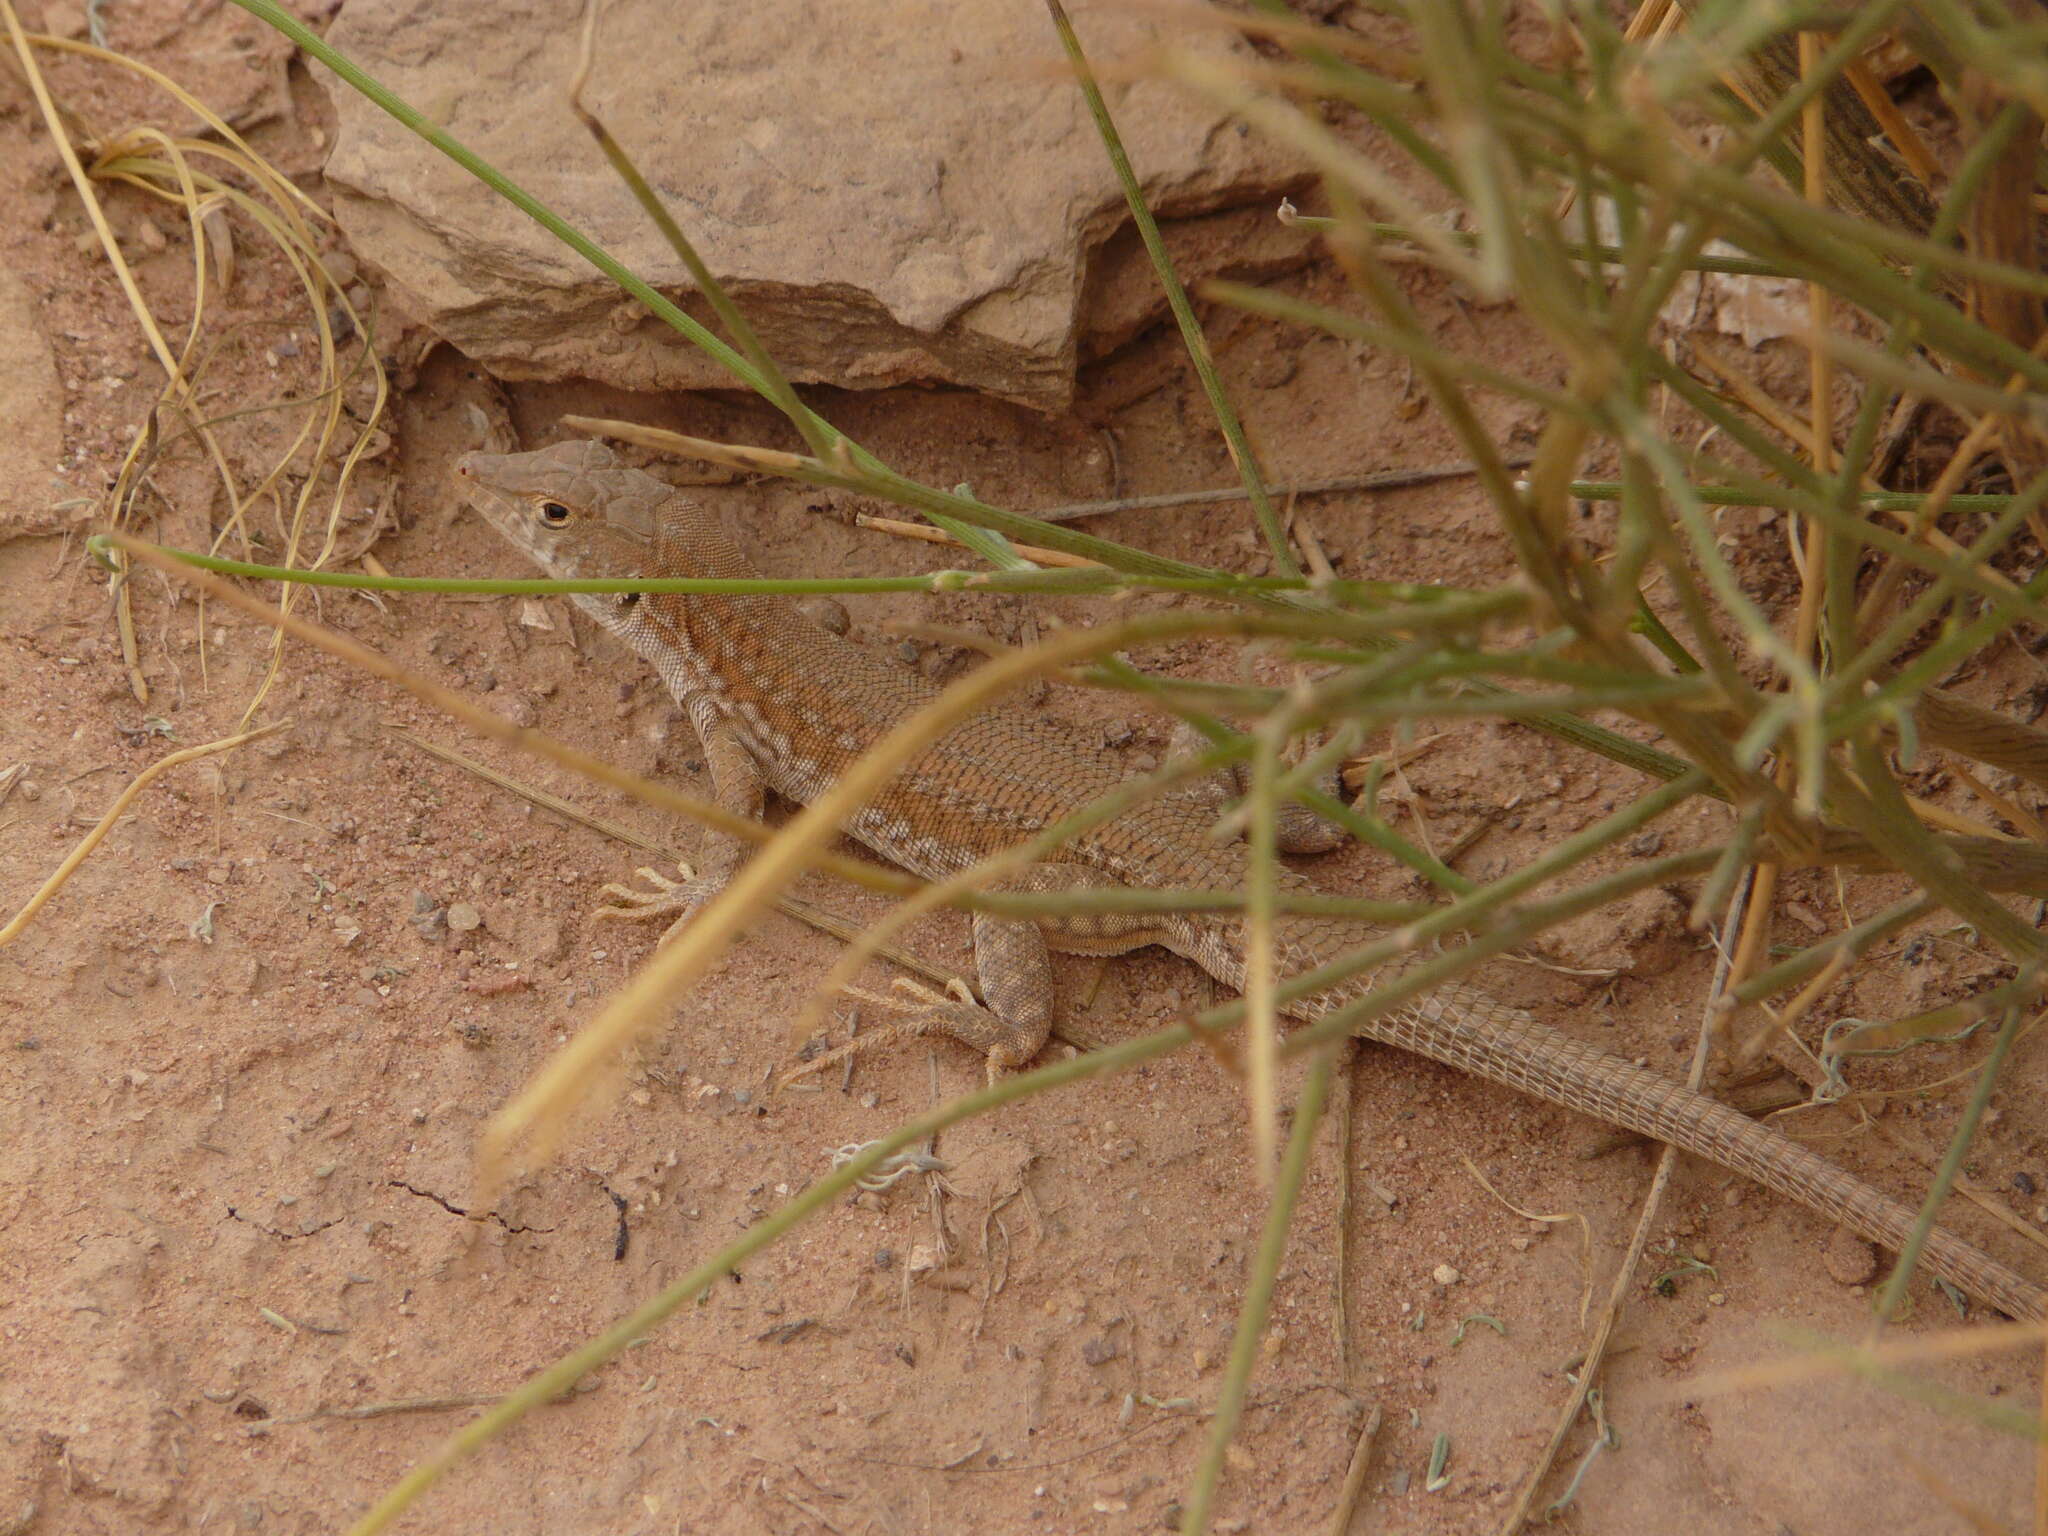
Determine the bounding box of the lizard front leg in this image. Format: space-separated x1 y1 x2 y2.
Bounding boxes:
793 863 1186 1086
595 698 763 946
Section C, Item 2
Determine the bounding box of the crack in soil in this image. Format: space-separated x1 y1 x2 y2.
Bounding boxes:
387 1179 555 1234
224 1205 344 1240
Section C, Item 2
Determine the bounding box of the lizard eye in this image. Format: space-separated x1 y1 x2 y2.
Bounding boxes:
539 500 571 527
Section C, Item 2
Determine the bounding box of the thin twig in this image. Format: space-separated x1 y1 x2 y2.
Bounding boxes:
853 513 1104 569
1332 1041 1358 1385
1026 460 1529 524
1323 1402 1383 1536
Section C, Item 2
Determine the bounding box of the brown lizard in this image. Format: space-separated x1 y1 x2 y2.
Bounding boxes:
456 438 2047 1322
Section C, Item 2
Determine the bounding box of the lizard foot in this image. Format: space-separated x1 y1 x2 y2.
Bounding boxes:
785 976 1033 1089
591 862 724 948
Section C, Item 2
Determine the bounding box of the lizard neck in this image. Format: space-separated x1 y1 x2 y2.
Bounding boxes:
608 492 935 792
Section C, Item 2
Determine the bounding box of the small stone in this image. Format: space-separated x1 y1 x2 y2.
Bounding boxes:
1707 1292 1727 1306
1081 1335 1119 1366
445 901 482 933
2014 1171 2037 1197
1431 1263 1461 1287
1248 347 1297 389
41 0 86 38
1822 1227 1880 1288
409 892 447 942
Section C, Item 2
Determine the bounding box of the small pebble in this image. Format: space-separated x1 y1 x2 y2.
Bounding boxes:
1822 1227 1880 1288
795 597 850 636
1432 1263 1461 1287
1248 348 1297 389
445 901 482 933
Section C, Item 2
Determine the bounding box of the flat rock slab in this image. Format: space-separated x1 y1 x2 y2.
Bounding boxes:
321 0 1303 408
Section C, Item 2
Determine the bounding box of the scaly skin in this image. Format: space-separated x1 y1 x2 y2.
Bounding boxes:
458 438 2045 1321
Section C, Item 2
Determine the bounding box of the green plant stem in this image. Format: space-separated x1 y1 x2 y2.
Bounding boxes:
83 533 1318 599
1869 992 2032 1330
1180 1046 1336 1535
562 27 824 458
1723 896 1934 1009
1044 0 1297 577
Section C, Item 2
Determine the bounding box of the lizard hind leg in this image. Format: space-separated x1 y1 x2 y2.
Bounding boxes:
784 863 1183 1088
790 974 1035 1090
789 906 1057 1089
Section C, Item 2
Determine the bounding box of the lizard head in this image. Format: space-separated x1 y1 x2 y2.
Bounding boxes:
456 439 678 639
456 439 661 574
457 436 763 666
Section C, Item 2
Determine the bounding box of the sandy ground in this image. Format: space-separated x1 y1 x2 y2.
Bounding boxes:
2 6 2044 1534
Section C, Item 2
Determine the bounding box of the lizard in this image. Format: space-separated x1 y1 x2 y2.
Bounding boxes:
456 437 2047 1322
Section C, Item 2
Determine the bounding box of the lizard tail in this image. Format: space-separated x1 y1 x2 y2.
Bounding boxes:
1355 978 2046 1321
